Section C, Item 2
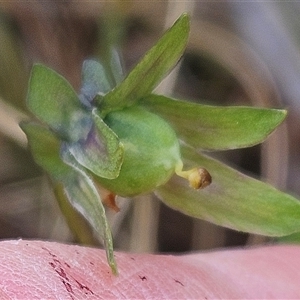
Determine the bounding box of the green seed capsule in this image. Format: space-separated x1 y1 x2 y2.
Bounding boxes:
95 106 182 197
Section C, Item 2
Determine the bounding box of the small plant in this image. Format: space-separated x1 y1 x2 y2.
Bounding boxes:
21 14 300 274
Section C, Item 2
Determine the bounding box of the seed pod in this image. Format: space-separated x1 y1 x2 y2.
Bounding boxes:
94 106 182 197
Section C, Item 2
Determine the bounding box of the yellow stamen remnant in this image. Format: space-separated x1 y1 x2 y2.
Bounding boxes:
176 163 212 190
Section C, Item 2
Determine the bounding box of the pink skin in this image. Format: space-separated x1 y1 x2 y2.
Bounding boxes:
0 240 299 299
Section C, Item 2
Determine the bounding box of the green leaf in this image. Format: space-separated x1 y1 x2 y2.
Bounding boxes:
141 94 287 150
27 64 91 142
100 13 190 115
66 108 124 179
156 145 300 236
80 59 112 104
22 122 117 274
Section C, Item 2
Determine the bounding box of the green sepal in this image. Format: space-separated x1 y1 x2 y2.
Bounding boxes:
27 64 91 142
66 108 124 179
156 145 300 237
81 52 124 99
141 94 287 150
80 59 112 105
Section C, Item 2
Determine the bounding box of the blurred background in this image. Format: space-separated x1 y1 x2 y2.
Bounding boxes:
0 0 299 254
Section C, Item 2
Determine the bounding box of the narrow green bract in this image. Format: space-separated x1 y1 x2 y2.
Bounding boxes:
156 145 300 236
21 122 117 274
141 94 287 150
100 13 190 115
